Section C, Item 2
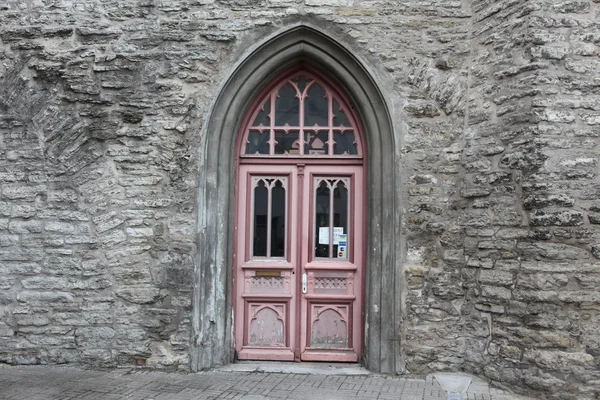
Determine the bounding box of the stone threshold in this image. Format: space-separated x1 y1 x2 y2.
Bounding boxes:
218 361 370 375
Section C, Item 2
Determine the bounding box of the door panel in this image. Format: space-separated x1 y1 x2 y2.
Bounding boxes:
299 166 363 362
235 165 297 361
234 164 363 362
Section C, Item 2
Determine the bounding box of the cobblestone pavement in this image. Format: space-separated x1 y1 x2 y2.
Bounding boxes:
0 365 535 400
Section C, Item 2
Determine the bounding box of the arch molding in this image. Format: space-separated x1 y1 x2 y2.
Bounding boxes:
193 24 403 374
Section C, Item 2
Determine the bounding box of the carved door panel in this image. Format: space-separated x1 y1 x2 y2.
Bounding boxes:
234 164 363 362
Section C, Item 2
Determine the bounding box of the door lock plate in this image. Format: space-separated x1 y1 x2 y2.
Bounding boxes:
302 273 307 294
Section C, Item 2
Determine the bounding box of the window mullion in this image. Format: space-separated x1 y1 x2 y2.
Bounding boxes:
328 181 334 259
328 90 333 156
269 93 276 155
299 86 305 156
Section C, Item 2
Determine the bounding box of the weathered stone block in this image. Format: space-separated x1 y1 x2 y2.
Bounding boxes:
525 349 595 370
21 277 69 290
17 291 74 303
65 235 98 245
518 273 569 290
76 327 116 341
126 227 154 237
554 0 590 13
404 103 441 118
518 242 590 260
9 220 42 234
116 287 162 304
479 270 514 286
523 194 575 209
558 291 600 303
48 189 78 203
14 314 50 327
461 187 491 198
2 185 46 200
481 285 512 301
529 210 585 226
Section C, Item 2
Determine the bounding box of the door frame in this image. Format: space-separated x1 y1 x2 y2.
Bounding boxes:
192 24 402 374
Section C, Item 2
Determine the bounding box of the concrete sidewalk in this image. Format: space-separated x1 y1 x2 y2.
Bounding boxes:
0 363 535 400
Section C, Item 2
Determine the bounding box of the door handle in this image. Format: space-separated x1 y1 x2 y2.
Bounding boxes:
302 273 307 294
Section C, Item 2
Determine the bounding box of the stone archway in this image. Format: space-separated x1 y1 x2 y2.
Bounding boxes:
192 24 403 374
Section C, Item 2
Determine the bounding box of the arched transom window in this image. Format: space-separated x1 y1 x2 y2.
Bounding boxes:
241 69 363 158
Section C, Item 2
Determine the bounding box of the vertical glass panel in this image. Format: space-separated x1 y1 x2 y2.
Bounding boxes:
314 180 330 258
246 130 269 155
304 130 329 156
333 181 348 259
271 180 286 257
333 131 358 155
305 83 328 126
275 84 299 126
252 99 271 127
332 100 351 127
274 130 300 155
253 181 268 257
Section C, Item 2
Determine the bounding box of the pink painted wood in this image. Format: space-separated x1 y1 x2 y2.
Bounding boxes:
233 65 366 363
299 165 363 362
239 67 363 159
235 165 298 361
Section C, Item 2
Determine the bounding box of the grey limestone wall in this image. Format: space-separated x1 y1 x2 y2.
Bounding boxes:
403 0 600 398
0 0 598 399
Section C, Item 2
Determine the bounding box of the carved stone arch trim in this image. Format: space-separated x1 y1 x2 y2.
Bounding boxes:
193 24 403 374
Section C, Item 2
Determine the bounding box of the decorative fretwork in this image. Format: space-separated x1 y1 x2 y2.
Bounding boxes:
242 70 362 157
244 270 291 294
251 276 284 289
314 277 347 290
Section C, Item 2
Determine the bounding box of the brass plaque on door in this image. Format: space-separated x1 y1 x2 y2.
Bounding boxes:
255 270 282 277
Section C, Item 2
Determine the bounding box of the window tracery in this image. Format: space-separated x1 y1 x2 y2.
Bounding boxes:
241 70 362 158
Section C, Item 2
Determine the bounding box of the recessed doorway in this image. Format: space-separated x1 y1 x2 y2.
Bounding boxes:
233 66 367 362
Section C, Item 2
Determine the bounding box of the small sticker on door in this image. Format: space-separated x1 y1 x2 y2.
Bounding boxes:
338 234 347 258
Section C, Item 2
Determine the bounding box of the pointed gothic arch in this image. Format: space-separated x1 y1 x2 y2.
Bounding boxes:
193 25 403 373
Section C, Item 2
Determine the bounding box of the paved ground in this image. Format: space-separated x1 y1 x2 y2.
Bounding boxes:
0 363 535 400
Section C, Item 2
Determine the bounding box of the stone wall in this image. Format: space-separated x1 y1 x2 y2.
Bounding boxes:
403 0 600 398
469 0 600 397
0 0 206 368
0 0 598 399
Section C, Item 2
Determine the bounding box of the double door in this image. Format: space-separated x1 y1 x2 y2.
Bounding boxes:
234 164 364 362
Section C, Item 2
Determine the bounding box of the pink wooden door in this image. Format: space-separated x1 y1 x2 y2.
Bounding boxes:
234 164 364 362
299 165 363 362
233 65 366 362
234 164 299 361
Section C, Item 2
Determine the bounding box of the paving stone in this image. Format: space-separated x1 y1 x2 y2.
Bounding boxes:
0 366 537 400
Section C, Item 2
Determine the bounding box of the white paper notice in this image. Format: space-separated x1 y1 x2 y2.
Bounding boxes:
332 227 344 244
318 227 344 245
318 227 329 244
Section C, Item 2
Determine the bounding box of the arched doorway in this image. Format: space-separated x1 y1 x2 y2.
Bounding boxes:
233 65 366 362
193 25 401 374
